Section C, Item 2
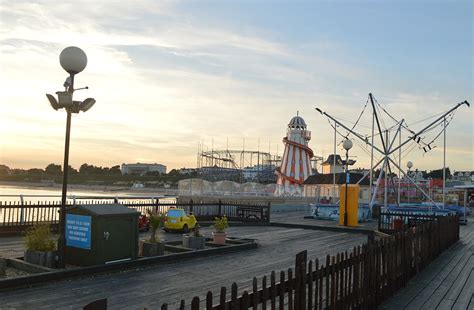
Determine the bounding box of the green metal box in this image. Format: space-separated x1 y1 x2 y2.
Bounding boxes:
65 204 139 266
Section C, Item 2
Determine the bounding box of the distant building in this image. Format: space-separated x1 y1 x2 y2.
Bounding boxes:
179 168 197 175
321 155 356 174
121 163 166 176
452 171 474 183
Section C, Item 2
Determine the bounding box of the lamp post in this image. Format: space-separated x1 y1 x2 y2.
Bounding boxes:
407 161 413 204
46 46 95 268
342 139 353 226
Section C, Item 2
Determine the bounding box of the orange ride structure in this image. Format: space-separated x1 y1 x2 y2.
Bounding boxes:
275 113 314 196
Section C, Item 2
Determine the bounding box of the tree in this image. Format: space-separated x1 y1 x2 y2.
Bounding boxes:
168 169 179 176
427 168 451 179
110 165 122 176
45 164 62 175
68 165 78 176
27 168 44 176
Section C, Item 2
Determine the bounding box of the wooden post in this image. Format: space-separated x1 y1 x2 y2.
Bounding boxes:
206 292 213 310
83 299 107 310
219 287 226 310
252 277 258 310
191 297 200 310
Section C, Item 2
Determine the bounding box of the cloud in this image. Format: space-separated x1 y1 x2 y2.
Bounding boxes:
0 1 471 172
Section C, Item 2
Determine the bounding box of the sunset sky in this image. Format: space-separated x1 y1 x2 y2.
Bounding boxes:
0 0 472 172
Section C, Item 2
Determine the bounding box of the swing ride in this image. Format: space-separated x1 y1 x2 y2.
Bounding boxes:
315 93 470 215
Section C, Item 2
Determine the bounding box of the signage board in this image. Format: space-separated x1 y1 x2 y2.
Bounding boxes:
66 214 91 250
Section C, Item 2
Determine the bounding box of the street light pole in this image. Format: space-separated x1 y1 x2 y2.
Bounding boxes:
57 73 74 269
407 161 413 205
343 139 353 226
46 47 95 268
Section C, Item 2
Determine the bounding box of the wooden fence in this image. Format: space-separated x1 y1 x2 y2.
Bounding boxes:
152 215 459 310
378 210 438 234
0 200 270 234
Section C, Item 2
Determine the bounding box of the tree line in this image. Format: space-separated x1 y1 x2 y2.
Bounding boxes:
0 163 194 187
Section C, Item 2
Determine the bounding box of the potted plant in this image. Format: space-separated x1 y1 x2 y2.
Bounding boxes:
140 209 166 257
182 224 206 250
212 216 229 245
24 223 57 268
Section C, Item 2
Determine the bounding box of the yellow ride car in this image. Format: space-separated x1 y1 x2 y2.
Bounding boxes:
163 207 198 233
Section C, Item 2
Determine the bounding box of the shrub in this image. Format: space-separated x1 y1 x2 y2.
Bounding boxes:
213 216 229 233
24 223 55 251
147 209 166 243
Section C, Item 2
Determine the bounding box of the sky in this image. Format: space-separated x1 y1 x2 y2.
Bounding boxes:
0 0 472 172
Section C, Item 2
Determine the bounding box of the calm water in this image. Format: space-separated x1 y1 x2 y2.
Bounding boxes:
0 184 175 203
0 184 176 224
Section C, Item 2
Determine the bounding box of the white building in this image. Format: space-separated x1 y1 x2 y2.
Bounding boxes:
121 163 166 176
321 154 356 174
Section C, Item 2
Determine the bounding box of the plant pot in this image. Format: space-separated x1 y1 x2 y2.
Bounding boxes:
24 250 57 268
140 241 165 257
212 232 226 245
183 234 206 250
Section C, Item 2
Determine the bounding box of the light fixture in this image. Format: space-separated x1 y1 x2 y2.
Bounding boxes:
343 139 353 151
59 46 87 74
79 98 96 112
46 94 59 110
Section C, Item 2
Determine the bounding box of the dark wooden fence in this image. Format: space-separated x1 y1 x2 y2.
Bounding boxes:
84 214 459 309
378 210 438 234
0 200 270 234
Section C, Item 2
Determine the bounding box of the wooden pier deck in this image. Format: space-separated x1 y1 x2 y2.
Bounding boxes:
381 218 474 310
0 211 368 309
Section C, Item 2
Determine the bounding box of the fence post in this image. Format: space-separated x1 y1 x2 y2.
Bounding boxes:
83 298 107 310
294 250 307 309
190 199 194 214
267 202 271 223
19 195 24 225
218 199 222 217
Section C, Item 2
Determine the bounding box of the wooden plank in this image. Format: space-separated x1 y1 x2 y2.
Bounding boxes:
252 277 258 310
241 291 249 309
220 287 226 310
451 265 474 310
191 297 200 310
279 271 285 310
270 271 276 310
206 291 213 310
262 275 268 310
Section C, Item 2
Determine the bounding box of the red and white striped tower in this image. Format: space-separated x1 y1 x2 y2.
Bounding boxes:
275 113 314 195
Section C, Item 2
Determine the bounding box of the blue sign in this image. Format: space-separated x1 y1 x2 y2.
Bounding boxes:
346 172 350 183
66 214 91 250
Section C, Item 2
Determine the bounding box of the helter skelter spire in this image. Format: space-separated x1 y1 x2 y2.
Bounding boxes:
275 113 314 196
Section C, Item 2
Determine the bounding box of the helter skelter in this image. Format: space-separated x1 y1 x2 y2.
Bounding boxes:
315 93 470 211
275 113 314 196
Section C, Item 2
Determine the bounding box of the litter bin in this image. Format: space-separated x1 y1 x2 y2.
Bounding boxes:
339 184 360 227
65 204 139 266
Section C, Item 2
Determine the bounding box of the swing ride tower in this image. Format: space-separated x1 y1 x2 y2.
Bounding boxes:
315 93 470 211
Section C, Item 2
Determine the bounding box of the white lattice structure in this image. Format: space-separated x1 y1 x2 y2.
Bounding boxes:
275 114 314 196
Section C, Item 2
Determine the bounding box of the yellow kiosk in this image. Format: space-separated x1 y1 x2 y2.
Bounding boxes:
339 184 360 227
